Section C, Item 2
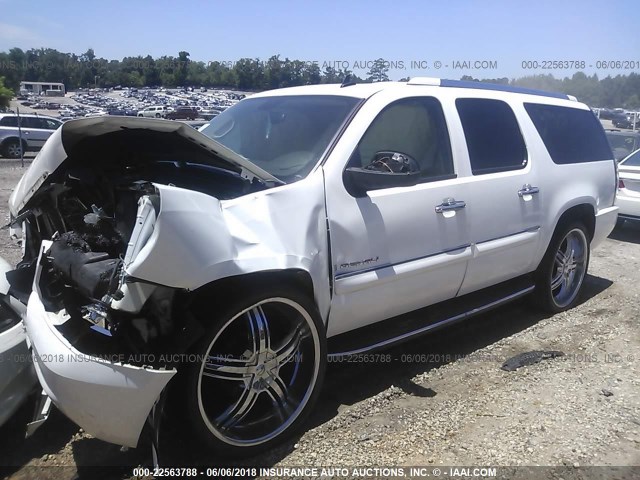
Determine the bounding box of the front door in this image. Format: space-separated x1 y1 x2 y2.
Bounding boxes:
324 94 472 337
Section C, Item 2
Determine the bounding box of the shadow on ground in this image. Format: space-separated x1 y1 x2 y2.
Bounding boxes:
609 221 640 245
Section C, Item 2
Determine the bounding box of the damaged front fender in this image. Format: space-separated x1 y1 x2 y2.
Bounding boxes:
122 171 331 320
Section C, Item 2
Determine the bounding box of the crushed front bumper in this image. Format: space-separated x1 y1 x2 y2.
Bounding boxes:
24 241 176 447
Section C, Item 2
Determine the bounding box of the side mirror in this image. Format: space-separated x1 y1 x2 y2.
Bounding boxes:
344 151 420 196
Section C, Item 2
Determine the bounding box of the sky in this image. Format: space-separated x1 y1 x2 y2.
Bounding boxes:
1 0 639 80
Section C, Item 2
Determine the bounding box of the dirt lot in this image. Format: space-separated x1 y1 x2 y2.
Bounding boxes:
0 159 639 479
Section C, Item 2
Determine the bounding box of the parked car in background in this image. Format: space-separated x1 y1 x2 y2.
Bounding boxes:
617 148 640 224
106 108 138 117
137 105 168 118
605 130 640 161
7 79 617 457
165 106 198 120
0 114 63 158
611 112 637 129
595 107 615 120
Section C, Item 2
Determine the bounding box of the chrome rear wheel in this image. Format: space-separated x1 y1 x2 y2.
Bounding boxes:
550 228 588 309
534 221 590 313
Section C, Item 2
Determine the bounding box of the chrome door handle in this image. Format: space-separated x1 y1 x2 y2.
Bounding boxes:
518 184 539 197
435 197 466 213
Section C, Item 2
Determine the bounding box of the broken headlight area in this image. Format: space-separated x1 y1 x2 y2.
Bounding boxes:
39 272 196 369
16 185 197 369
27 188 200 368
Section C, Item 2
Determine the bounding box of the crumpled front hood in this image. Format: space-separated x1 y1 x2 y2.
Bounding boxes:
9 116 280 216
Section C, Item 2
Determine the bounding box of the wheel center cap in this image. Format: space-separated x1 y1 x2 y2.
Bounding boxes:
252 356 278 391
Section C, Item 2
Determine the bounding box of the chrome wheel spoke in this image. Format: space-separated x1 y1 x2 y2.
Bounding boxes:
267 375 295 420
555 250 566 266
551 272 564 291
217 387 260 430
248 305 271 359
203 355 254 381
275 326 302 365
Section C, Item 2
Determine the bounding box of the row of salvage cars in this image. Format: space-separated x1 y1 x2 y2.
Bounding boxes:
0 78 627 461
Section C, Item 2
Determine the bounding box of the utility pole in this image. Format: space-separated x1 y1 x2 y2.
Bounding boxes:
16 106 24 168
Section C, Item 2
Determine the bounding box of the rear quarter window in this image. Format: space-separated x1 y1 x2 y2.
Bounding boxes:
0 117 18 127
524 103 613 164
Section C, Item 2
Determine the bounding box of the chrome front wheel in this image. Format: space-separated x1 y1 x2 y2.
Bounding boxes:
188 292 325 455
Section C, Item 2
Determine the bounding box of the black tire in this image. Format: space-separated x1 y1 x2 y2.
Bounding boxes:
2 139 23 159
184 283 326 458
155 113 161 118
533 221 590 313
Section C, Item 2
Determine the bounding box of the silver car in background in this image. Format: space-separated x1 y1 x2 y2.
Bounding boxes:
0 114 63 159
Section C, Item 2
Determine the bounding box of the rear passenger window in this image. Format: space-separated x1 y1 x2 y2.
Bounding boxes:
524 103 613 164
351 97 454 182
456 98 527 175
21 117 40 128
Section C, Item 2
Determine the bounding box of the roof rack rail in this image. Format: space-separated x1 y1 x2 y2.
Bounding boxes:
407 77 572 101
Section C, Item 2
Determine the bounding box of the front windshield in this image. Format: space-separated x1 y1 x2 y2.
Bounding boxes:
200 95 360 182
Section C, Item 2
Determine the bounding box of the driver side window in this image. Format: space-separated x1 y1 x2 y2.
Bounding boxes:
351 97 454 181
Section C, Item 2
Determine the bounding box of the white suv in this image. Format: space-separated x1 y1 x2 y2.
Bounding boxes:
137 105 168 118
5 78 618 457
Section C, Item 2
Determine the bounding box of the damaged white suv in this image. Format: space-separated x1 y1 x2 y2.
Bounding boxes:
6 78 618 457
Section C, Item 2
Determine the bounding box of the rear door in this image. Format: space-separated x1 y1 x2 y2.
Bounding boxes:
451 97 543 296
20 117 49 149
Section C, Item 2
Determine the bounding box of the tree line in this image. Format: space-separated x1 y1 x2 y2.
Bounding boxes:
0 47 639 109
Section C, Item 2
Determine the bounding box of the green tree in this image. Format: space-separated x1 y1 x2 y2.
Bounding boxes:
264 55 283 89
302 62 321 85
176 51 190 85
0 76 14 108
322 66 340 84
233 58 263 90
366 58 389 83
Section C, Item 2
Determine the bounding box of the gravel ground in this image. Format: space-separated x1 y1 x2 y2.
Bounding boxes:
0 159 638 479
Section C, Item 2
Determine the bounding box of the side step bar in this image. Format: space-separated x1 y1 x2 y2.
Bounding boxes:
327 275 535 359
